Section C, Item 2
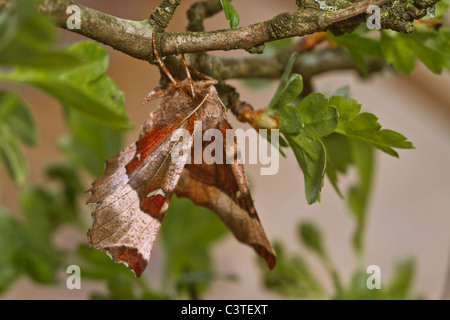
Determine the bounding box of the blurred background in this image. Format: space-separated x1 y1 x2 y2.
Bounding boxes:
1 0 450 299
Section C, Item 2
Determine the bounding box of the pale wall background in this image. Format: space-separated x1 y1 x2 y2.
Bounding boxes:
2 0 450 299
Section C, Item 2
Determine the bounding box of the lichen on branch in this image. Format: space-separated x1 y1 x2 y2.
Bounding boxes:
149 0 182 31
23 0 440 61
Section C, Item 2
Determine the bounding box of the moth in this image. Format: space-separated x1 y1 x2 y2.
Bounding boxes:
86 35 276 277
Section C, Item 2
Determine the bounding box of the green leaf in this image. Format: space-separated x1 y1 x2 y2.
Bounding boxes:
0 206 24 293
18 186 62 283
18 250 56 284
0 0 30 51
322 133 352 197
386 258 415 300
0 41 131 130
0 125 28 185
298 221 326 258
273 74 303 111
278 105 303 134
381 31 415 74
406 26 450 73
324 133 375 254
295 93 338 138
436 0 450 18
339 269 382 300
0 0 80 68
0 90 37 145
45 163 84 224
266 130 288 158
330 95 414 157
328 32 382 76
176 270 238 295
381 28 450 74
265 52 303 158
59 108 123 177
284 93 338 204
160 195 229 296
257 242 326 299
220 0 239 29
347 139 374 254
107 275 137 300
77 244 165 300
286 134 327 204
77 244 135 280
333 85 350 98
0 91 38 184
342 260 417 300
266 53 301 112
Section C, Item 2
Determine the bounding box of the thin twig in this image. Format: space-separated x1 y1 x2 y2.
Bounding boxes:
149 0 182 31
186 0 223 32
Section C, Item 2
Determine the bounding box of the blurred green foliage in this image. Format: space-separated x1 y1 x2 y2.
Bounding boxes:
0 0 232 300
258 221 418 300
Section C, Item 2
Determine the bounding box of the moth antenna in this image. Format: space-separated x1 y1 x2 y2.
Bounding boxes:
152 33 177 86
181 53 196 98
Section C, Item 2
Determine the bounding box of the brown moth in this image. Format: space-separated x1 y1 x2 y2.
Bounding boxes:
86 36 276 276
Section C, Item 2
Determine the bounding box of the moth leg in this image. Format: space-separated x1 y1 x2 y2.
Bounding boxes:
152 33 178 86
180 53 196 99
188 67 216 82
142 87 166 105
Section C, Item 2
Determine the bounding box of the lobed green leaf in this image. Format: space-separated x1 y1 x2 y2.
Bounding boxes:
283 93 338 204
381 27 450 74
330 95 414 157
328 32 382 76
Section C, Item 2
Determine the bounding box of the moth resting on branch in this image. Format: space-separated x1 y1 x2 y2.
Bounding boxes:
86 37 276 276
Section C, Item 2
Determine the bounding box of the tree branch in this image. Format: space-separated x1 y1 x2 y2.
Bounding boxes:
183 46 384 81
38 0 156 61
25 0 438 63
193 47 385 129
161 0 390 55
0 0 434 87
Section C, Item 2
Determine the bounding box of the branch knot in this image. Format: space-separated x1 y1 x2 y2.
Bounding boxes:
268 12 293 39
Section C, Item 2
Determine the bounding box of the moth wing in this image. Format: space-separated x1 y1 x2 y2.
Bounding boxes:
175 119 276 270
87 115 197 276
